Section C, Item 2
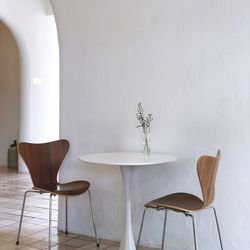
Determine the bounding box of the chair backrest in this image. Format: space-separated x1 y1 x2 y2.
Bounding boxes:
197 150 221 208
18 139 69 189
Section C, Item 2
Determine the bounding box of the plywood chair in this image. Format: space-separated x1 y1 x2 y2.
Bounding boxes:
137 150 223 250
16 139 99 249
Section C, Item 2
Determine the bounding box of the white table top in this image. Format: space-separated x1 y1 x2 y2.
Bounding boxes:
79 152 177 166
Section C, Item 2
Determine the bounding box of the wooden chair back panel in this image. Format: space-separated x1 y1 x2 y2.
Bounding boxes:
197 150 221 208
18 140 69 189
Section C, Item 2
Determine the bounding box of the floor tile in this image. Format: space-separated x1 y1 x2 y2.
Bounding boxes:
80 242 109 250
61 239 89 247
0 167 159 250
104 247 119 250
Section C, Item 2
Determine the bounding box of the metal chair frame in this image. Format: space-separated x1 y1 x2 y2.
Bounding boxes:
16 189 99 249
137 206 223 250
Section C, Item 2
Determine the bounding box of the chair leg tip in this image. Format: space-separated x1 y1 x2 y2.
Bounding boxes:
65 231 68 234
97 243 100 247
16 241 19 245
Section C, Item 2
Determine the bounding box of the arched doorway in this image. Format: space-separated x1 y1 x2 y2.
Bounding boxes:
0 21 20 168
0 0 60 172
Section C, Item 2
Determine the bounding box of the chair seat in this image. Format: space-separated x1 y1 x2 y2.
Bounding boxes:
34 180 90 196
145 192 204 212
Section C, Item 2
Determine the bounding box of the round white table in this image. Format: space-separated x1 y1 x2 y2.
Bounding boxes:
79 152 177 250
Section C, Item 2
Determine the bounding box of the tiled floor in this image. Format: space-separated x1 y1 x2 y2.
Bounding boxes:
0 167 157 250
0 167 117 250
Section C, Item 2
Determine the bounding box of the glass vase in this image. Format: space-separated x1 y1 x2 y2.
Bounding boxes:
142 130 151 155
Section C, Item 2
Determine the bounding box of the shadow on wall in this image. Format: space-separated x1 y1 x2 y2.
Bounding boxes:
0 21 20 167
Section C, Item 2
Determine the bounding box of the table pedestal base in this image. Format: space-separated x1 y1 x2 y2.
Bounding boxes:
120 165 135 250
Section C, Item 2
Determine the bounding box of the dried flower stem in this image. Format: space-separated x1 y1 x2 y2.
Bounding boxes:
136 103 153 154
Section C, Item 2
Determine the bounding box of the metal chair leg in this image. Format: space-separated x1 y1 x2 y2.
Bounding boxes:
211 207 223 250
88 190 99 247
136 207 147 249
65 196 68 234
161 210 168 250
49 193 53 249
190 215 198 250
16 190 40 245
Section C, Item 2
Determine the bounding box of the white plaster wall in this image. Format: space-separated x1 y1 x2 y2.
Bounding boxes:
52 0 250 249
0 21 20 166
0 0 59 171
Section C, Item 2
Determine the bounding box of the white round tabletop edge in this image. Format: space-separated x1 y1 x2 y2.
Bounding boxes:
79 152 177 166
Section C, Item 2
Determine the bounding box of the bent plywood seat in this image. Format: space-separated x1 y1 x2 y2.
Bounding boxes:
137 150 223 250
16 139 99 248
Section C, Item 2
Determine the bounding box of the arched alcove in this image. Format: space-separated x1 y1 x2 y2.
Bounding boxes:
0 21 20 167
0 0 60 172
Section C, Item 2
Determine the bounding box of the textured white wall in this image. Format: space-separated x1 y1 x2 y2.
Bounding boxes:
52 0 250 249
0 21 20 166
0 0 59 171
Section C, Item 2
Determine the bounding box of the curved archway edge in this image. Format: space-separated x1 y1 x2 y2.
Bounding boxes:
0 0 60 172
